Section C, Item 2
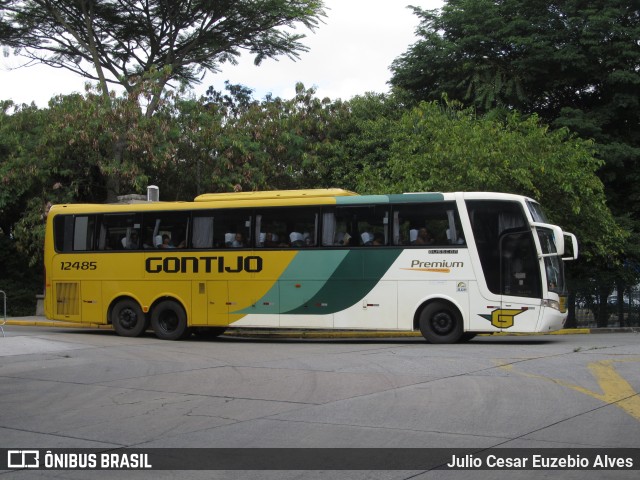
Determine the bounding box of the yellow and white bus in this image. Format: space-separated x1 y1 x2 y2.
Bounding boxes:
44 189 577 343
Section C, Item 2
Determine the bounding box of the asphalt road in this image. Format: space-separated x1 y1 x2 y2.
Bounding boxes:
0 325 639 479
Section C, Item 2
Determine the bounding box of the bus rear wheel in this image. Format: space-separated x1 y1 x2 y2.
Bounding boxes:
151 300 188 340
111 299 148 337
419 301 463 344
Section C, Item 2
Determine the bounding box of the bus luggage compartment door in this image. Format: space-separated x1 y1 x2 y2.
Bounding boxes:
206 281 229 327
81 281 102 324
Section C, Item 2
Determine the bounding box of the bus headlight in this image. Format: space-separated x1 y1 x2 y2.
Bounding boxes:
542 299 561 311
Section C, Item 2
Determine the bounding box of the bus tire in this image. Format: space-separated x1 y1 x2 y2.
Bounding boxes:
151 300 188 341
419 301 463 344
110 299 148 337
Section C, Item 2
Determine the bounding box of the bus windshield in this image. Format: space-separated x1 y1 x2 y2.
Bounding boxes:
526 200 549 223
536 226 567 295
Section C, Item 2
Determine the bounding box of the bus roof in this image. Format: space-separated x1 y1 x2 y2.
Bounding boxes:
46 190 535 215
194 188 357 202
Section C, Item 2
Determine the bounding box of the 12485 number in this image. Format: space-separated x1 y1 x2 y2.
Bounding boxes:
60 261 97 271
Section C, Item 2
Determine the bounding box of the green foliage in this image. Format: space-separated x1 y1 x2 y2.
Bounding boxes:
314 92 406 190
0 232 42 316
391 1 640 118
390 1 640 215
40 80 179 200
161 82 354 197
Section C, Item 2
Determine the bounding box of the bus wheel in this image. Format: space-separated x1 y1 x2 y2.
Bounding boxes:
419 302 463 344
151 300 188 340
111 299 148 337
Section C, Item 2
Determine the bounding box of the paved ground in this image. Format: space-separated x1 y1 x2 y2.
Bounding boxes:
0 323 639 479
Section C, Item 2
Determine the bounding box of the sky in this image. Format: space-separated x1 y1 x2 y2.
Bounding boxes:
0 0 443 106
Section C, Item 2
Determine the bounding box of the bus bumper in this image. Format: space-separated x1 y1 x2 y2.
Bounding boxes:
538 306 567 332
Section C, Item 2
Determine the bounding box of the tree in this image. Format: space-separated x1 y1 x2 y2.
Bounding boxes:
390 0 640 212
391 1 640 118
2 0 325 115
1 0 325 199
167 82 353 195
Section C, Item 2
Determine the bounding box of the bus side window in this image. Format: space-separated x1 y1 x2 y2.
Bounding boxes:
393 202 462 247
142 212 189 250
323 206 388 247
98 214 140 251
256 207 318 248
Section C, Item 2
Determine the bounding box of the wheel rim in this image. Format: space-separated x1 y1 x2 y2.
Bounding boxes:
118 308 139 330
158 309 179 333
430 311 455 335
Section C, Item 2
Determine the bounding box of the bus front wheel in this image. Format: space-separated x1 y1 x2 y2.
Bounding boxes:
111 299 148 337
419 302 463 344
151 300 188 340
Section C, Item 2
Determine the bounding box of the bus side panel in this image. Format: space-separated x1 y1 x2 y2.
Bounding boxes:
81 280 103 324
206 281 229 326
278 280 333 328
191 281 208 326
466 281 501 333
229 280 280 327
333 281 397 329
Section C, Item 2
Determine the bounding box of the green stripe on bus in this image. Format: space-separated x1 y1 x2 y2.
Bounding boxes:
387 193 445 203
335 195 390 205
234 250 349 315
335 193 445 205
282 249 402 315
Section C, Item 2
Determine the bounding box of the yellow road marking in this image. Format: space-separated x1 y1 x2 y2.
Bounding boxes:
500 358 640 421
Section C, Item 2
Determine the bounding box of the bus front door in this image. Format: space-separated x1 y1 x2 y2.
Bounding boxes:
499 231 542 332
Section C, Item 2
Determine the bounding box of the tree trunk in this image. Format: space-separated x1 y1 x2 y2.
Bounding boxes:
596 287 610 328
106 137 126 202
616 282 625 327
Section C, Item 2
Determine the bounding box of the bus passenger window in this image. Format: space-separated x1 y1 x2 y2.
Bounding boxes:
98 213 141 251
323 205 388 246
256 207 317 248
393 202 462 247
142 212 189 251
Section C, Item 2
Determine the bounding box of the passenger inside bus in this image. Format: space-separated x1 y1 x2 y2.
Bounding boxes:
289 231 304 247
263 232 280 247
225 232 245 248
335 232 352 246
121 231 140 249
372 232 385 246
361 232 373 245
160 234 175 248
414 227 434 245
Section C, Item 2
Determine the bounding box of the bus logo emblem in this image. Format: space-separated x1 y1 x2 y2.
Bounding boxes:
479 308 526 329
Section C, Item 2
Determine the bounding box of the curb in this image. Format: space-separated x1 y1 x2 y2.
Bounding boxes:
3 318 629 338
